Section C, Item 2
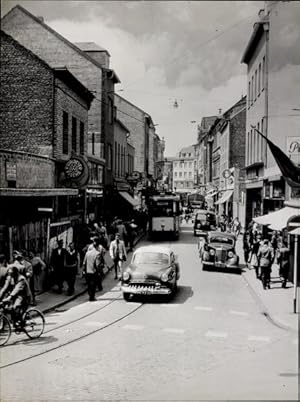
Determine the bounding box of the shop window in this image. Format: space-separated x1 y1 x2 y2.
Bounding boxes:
72 117 77 152
62 111 69 154
79 121 84 155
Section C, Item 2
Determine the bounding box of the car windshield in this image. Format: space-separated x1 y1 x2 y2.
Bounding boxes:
210 236 234 246
133 252 169 265
196 213 216 222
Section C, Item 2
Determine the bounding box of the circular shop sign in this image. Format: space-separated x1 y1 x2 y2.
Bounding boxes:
222 169 232 179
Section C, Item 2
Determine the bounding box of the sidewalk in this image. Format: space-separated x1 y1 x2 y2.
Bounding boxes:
236 236 298 333
36 231 146 314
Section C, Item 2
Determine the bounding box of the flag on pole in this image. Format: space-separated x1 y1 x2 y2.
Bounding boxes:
251 126 300 188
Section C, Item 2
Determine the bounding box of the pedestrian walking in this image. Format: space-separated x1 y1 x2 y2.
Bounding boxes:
232 217 241 238
50 239 67 293
249 234 262 279
109 233 127 280
28 251 46 293
116 219 128 242
65 243 80 295
0 254 8 288
277 241 290 288
257 239 274 289
83 237 105 301
243 232 250 265
127 219 138 251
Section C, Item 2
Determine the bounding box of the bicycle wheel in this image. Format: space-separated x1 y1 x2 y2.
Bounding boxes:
23 308 45 339
0 315 12 346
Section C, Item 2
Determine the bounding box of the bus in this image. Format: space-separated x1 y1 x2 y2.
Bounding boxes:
187 192 206 212
148 193 181 239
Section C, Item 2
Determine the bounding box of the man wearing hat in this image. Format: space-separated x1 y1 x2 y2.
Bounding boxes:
50 239 67 293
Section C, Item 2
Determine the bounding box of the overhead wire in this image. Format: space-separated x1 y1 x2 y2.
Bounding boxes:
120 10 258 91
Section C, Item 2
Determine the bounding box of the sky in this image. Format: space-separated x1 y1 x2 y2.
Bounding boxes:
1 0 265 156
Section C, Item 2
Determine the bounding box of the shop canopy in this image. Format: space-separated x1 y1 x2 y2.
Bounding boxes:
253 206 300 231
214 190 233 205
205 191 218 199
119 191 140 208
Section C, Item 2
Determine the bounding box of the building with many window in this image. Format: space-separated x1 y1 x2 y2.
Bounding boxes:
241 1 300 224
172 145 197 193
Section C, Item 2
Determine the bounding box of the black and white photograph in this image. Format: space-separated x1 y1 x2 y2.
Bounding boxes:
0 0 299 400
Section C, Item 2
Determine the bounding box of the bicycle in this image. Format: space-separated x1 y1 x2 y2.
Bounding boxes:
0 301 45 346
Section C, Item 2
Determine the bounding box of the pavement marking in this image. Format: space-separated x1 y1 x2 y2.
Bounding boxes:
163 328 185 334
248 335 271 342
85 321 108 327
194 306 213 311
205 331 228 338
122 324 144 331
160 304 179 308
229 310 249 316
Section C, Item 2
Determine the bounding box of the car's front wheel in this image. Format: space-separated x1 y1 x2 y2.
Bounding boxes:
123 292 131 302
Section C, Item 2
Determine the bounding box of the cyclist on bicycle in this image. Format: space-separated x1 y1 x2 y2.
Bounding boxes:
0 265 32 327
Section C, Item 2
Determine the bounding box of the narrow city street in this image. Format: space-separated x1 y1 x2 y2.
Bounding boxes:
0 223 297 401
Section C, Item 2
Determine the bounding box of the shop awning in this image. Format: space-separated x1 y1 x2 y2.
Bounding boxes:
253 206 300 231
205 191 218 199
119 191 140 208
290 227 300 236
214 190 233 205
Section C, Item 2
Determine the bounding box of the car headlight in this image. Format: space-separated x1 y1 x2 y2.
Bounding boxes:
228 251 234 258
209 249 215 256
122 271 130 281
161 272 169 282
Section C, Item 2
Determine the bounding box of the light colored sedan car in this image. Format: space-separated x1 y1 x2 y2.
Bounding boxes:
121 245 180 301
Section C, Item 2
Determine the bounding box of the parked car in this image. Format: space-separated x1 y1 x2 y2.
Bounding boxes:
193 210 217 236
202 231 240 272
121 245 180 301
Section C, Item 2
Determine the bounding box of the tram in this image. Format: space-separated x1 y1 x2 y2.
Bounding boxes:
148 193 181 240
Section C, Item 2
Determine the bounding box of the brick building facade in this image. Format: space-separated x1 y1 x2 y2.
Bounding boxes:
1 5 110 218
0 30 93 260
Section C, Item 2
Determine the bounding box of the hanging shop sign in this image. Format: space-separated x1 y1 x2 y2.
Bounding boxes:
62 154 89 188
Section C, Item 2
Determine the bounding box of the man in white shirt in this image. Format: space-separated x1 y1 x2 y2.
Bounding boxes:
109 233 127 280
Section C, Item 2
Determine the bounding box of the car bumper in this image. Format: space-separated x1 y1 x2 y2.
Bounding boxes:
121 284 172 295
202 261 240 270
194 229 207 235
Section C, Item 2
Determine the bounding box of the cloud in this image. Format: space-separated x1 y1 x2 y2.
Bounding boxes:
1 0 264 154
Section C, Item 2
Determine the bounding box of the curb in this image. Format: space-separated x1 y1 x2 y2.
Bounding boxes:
42 231 146 314
242 269 297 333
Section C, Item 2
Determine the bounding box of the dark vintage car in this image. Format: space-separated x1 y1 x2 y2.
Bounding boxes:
193 209 217 236
121 245 180 301
202 231 240 272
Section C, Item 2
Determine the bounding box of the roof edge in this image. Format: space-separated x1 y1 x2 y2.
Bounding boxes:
2 5 106 71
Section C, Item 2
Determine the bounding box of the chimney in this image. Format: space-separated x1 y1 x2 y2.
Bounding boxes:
37 16 44 23
218 108 222 116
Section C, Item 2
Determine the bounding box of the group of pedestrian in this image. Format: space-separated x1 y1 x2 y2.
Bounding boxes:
0 249 46 306
244 222 290 289
50 240 80 296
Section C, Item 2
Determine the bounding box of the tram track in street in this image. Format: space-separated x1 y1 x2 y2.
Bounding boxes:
1 239 175 369
0 299 144 370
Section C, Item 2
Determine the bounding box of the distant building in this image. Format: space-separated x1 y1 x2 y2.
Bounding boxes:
241 1 300 224
114 94 158 181
172 145 197 193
